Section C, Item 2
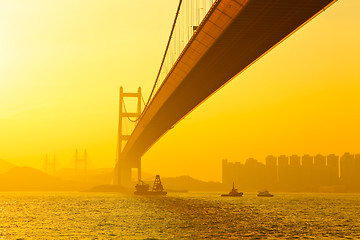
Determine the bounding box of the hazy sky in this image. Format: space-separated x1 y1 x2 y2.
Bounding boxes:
1 0 359 181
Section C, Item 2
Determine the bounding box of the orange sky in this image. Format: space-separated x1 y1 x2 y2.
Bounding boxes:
1 0 359 181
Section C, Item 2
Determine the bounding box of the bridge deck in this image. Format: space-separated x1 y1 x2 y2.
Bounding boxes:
121 0 336 164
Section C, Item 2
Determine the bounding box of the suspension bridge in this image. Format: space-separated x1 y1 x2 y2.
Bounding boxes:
115 0 338 186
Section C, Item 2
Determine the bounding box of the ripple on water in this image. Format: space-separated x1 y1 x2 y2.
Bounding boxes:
0 192 359 239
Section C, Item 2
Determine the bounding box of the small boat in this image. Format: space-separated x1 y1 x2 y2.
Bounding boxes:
221 182 243 197
134 175 167 196
257 190 273 197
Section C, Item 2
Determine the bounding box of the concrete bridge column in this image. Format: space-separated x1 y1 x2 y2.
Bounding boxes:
116 156 141 187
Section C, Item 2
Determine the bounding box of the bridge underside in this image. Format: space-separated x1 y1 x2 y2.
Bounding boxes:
121 0 336 167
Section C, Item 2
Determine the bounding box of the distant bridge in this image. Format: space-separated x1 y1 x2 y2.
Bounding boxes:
115 0 337 186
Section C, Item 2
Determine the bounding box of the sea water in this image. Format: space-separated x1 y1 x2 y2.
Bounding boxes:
0 192 359 239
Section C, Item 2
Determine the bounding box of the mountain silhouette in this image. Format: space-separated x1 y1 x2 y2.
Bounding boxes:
0 159 16 174
0 166 83 191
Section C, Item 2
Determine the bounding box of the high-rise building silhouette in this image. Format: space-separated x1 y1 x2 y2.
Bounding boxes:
265 155 277 188
340 152 354 188
244 158 265 190
234 161 244 188
289 155 301 190
222 159 242 187
354 154 360 191
222 159 231 186
278 155 289 190
222 152 360 192
301 154 314 190
326 154 339 186
314 154 326 187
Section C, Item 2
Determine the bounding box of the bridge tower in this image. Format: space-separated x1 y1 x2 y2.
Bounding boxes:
116 87 142 187
75 149 87 174
44 154 56 175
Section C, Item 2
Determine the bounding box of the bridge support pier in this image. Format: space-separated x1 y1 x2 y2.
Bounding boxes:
138 163 141 182
115 86 142 187
116 156 141 187
117 162 131 187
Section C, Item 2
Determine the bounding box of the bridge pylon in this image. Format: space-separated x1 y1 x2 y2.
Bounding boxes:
115 86 142 187
44 154 56 175
75 149 87 174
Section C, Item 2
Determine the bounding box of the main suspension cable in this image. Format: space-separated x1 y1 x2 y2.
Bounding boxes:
122 99 139 123
131 0 184 123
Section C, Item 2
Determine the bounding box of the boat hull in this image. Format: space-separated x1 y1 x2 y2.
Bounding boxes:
221 193 243 197
134 191 167 196
257 194 273 197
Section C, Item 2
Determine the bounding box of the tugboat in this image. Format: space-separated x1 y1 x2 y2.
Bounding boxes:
134 175 167 195
221 182 243 197
257 190 274 197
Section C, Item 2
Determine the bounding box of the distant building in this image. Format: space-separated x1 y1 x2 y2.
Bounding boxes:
290 155 301 166
314 154 326 167
222 158 267 191
265 155 277 188
314 154 326 187
340 152 354 188
222 159 234 186
289 155 301 190
243 158 266 190
278 155 289 190
339 152 360 191
302 154 314 167
234 162 243 187
326 154 339 186
265 155 277 166
302 154 314 190
222 159 246 188
354 154 360 191
221 152 360 193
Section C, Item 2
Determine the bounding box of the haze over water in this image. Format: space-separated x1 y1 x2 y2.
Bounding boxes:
1 192 359 239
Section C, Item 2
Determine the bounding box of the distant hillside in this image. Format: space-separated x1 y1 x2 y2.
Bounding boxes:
0 159 16 174
0 166 225 192
55 168 113 186
84 175 224 193
0 167 86 191
160 175 225 192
